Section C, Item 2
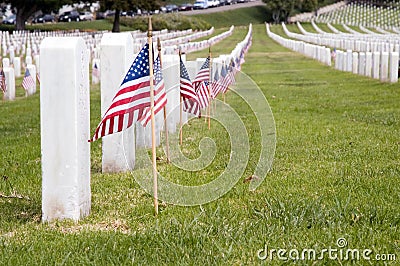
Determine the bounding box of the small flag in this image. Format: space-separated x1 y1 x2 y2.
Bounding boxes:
89 43 151 142
92 62 100 79
196 81 210 109
22 68 35 92
138 55 167 127
0 68 6 93
36 72 40 84
211 67 220 98
192 56 210 85
180 58 200 117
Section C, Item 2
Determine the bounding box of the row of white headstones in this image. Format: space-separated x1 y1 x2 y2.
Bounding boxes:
1 26 235 101
40 24 252 222
269 22 400 83
314 2 400 27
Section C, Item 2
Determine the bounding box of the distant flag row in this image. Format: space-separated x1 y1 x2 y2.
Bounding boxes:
179 53 247 117
89 26 251 141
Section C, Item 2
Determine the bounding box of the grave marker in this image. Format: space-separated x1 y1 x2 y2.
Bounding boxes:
40 37 90 222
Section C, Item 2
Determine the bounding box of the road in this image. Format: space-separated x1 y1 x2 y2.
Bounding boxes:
183 0 265 16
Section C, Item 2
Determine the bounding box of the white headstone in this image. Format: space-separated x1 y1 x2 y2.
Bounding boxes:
34 55 40 72
26 55 33 65
3 58 10 68
9 46 14 62
372 52 380 79
2 58 15 101
380 52 389 82
40 37 90 222
346 50 353 72
389 52 398 83
13 57 21 77
100 32 135 173
365 52 372 77
352 52 358 74
358 52 366 76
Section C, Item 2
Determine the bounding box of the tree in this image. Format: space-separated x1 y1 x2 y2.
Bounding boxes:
5 0 75 30
98 0 159 32
262 0 296 24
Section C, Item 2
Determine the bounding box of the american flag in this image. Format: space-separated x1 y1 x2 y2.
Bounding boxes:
211 67 219 98
89 43 151 142
138 55 167 127
22 68 35 92
226 62 235 86
219 65 231 94
36 72 40 84
180 58 200 117
0 68 6 93
92 62 99 79
192 56 210 86
196 81 210 109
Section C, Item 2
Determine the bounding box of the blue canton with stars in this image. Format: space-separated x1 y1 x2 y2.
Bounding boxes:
154 56 163 85
122 43 150 85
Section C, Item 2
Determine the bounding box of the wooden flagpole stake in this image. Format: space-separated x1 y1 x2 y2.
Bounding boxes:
157 38 170 163
208 46 212 130
180 97 183 145
179 50 183 146
148 16 158 216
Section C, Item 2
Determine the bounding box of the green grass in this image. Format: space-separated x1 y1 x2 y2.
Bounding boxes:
315 22 334 33
190 6 271 28
1 23 399 265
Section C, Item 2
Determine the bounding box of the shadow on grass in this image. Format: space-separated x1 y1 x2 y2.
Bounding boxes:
0 196 41 230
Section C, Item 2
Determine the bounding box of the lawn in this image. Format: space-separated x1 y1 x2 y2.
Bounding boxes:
0 22 399 265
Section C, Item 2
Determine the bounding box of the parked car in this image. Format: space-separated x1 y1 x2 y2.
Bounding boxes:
79 11 93 21
120 10 135 17
58 11 80 22
193 0 208 9
179 3 194 11
165 4 179 13
32 14 55 23
2 14 16 25
95 11 106 20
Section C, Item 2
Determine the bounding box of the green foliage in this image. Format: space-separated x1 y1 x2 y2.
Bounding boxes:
4 0 79 30
117 13 211 31
262 0 295 23
98 0 160 12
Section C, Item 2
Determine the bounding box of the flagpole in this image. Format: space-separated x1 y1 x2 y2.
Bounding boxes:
208 46 212 130
148 16 158 216
179 50 183 146
157 38 170 163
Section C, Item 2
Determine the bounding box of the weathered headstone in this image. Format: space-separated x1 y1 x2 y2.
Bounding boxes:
40 37 90 222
